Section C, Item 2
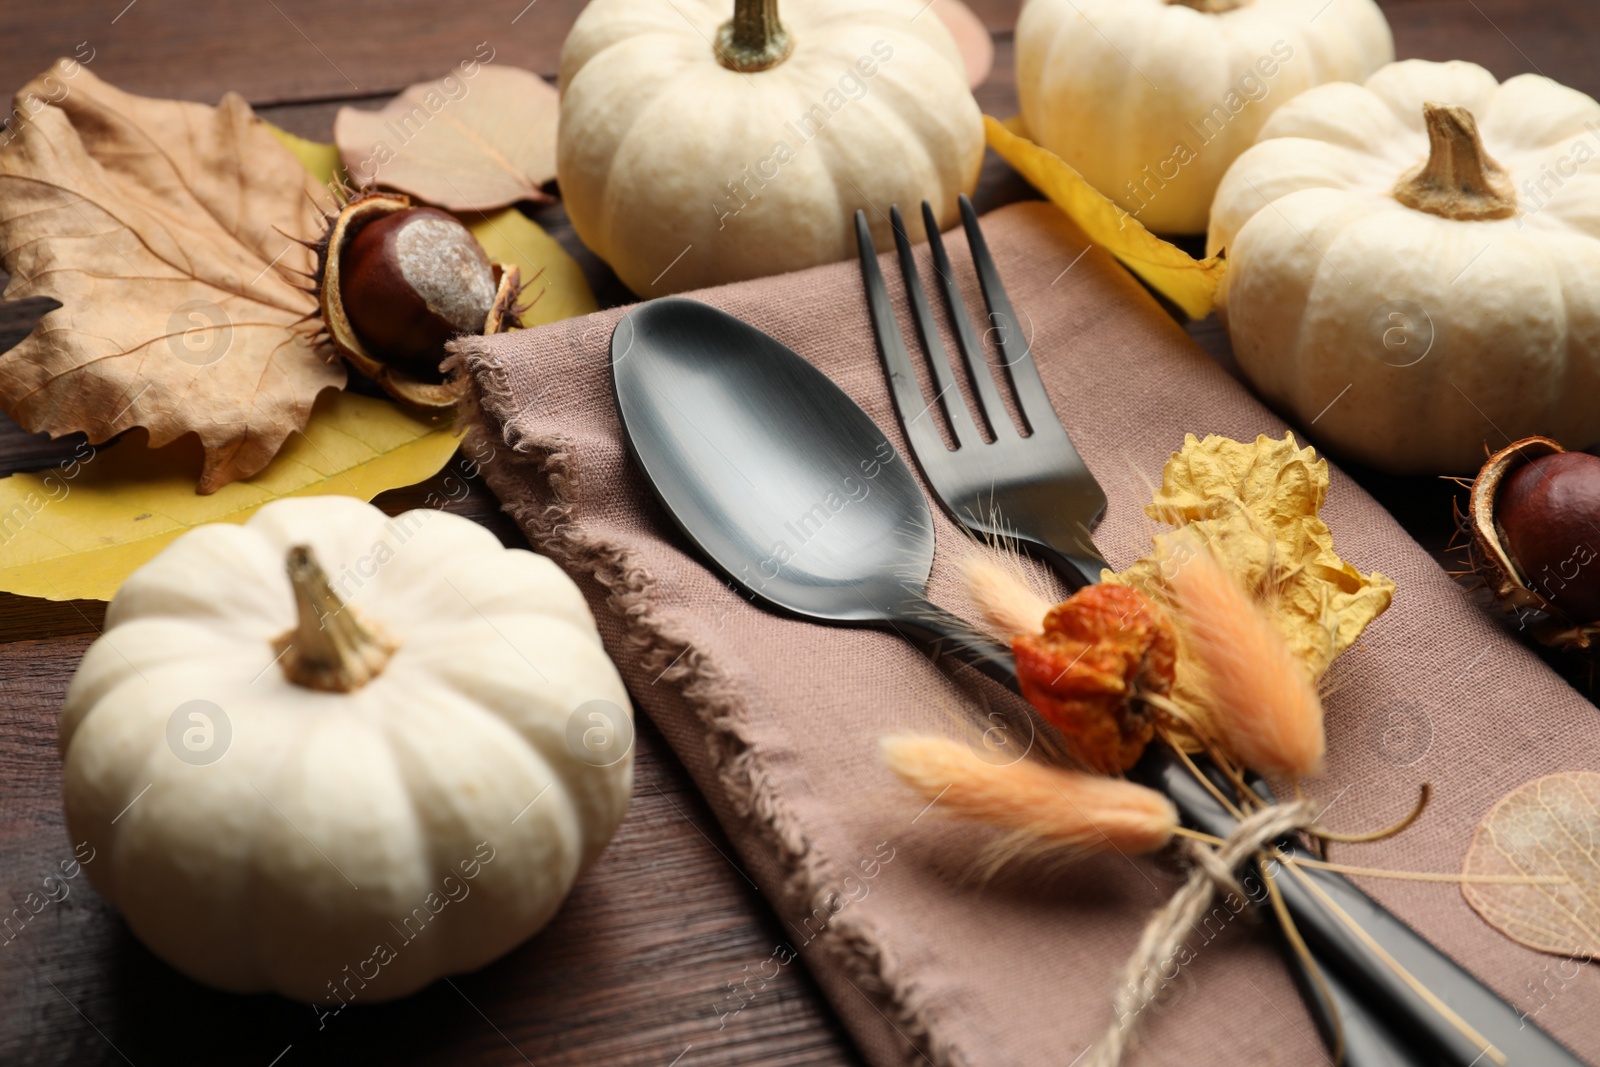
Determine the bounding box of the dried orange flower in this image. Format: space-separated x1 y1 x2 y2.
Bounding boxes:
1012 584 1176 774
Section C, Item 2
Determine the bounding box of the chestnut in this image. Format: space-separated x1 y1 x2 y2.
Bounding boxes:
312 192 520 409
1467 436 1600 651
1497 451 1600 622
339 207 497 380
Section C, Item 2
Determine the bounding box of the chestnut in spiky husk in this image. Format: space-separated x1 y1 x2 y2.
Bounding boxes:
314 193 521 409
1467 436 1600 651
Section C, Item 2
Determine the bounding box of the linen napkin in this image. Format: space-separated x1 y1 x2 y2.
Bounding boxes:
450 202 1600 1067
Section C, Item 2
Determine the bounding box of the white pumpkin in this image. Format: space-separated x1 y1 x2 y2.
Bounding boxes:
1016 0 1392 235
1210 60 1600 474
557 0 983 297
60 495 633 1002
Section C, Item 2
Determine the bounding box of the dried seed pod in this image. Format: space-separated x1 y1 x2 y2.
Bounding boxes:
1468 436 1600 651
314 192 521 409
1011 584 1176 774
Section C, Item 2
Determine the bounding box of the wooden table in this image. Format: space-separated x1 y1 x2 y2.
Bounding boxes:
2 3 1594 1064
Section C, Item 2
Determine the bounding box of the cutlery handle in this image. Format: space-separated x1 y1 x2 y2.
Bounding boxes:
1134 749 1586 1066
904 613 1564 1065
918 625 1433 1065
1029 538 1110 592
880 600 1025 692
1275 906 1433 1067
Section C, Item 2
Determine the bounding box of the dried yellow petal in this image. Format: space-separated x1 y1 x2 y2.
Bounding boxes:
1107 433 1395 736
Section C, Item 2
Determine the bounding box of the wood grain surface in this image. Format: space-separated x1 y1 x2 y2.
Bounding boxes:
2 2 1595 1065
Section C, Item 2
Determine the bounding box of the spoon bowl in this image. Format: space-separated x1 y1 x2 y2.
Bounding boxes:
611 297 1012 683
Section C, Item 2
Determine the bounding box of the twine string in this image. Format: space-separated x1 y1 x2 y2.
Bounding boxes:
1087 799 1322 1067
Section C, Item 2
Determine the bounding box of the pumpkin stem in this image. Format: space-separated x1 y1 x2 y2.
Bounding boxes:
1166 0 1252 11
1393 102 1517 221
716 0 792 73
275 544 398 693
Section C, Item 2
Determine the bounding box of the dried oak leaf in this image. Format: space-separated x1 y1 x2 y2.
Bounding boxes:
335 66 558 212
0 61 342 494
1463 771 1600 960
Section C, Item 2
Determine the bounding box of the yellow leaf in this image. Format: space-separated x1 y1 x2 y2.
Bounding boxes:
1106 433 1395 737
463 208 599 324
0 392 458 601
264 122 345 188
1463 771 1600 960
984 116 1226 319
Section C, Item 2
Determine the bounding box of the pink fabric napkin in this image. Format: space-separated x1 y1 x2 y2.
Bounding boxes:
449 202 1600 1066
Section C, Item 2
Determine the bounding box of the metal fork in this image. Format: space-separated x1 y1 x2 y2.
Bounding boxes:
852 198 1587 1067
853 195 1107 588
853 195 1402 1066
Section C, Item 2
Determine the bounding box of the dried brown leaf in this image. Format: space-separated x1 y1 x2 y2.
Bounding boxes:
0 61 342 494
334 66 557 212
1463 771 1600 959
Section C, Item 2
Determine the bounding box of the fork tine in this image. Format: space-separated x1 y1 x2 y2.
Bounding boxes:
889 205 982 449
957 194 1056 436
921 200 1017 439
855 211 953 464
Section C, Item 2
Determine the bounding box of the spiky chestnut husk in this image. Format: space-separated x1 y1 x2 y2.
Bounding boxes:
312 192 522 410
1466 436 1600 652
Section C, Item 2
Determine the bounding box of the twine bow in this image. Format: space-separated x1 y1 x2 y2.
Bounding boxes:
1087 799 1321 1067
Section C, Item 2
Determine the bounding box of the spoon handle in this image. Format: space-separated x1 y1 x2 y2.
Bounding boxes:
878 599 1023 692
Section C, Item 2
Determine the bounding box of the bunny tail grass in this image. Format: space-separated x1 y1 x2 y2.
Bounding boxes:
880 735 1177 856
960 555 1053 637
1166 544 1326 778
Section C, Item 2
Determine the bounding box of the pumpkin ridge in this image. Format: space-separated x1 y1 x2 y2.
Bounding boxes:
819 73 940 235
1365 59 1500 133
1019 0 1392 234
394 622 632 869
375 677 575 963
581 52 716 262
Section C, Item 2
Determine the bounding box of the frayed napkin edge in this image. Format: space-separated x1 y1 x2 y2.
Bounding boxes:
445 335 969 1067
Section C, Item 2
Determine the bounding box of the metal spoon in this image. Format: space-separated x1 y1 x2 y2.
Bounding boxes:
611 297 1013 683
